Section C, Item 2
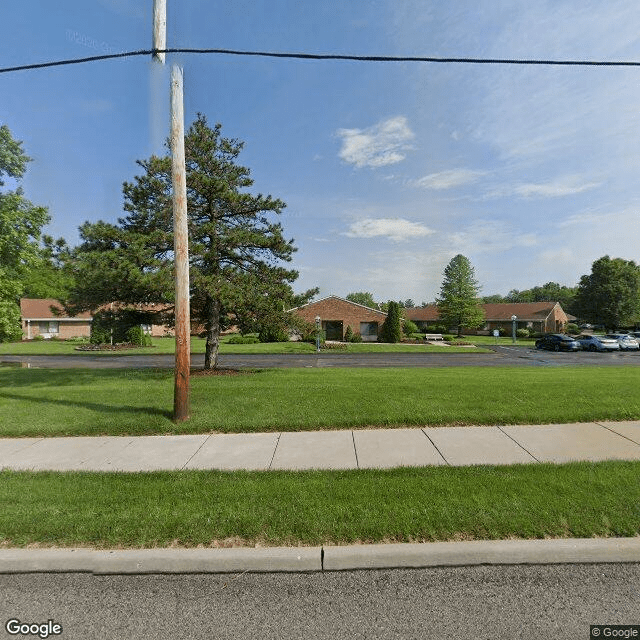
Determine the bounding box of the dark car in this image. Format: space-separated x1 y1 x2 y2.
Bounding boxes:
535 334 581 352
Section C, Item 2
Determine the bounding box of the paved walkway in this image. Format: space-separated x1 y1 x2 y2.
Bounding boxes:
2 421 640 472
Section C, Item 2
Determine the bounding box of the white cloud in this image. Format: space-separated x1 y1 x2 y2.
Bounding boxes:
447 219 538 255
487 175 602 199
336 116 414 168
343 217 435 242
413 168 487 190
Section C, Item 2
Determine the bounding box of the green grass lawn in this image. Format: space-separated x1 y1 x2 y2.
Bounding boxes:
1 462 638 548
2 366 640 437
0 336 488 356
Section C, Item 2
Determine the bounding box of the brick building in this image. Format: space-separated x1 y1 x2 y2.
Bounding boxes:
406 301 571 335
20 298 92 340
19 299 173 340
289 295 387 341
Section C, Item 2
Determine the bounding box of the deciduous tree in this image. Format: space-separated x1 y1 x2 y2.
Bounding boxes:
0 125 50 341
573 255 640 330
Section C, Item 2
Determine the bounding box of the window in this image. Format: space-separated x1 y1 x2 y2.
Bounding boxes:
38 321 59 334
360 322 378 337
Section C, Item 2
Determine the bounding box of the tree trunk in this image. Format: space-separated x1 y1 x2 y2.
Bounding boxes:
204 296 221 369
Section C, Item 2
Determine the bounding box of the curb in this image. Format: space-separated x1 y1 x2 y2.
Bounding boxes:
1 538 640 574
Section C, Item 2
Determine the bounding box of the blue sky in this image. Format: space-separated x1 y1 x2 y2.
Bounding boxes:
2 1 640 303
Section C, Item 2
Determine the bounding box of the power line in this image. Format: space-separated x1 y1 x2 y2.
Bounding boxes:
2 47 640 74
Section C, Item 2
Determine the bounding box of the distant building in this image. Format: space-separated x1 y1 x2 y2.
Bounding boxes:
406 302 571 335
19 298 173 340
20 298 92 340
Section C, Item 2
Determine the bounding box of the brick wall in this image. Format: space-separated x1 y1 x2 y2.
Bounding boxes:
291 297 387 341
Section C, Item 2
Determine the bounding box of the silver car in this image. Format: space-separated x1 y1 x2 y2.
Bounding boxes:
605 333 640 351
576 334 620 352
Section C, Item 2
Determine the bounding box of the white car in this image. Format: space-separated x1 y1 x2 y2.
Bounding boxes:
605 334 640 351
576 334 620 352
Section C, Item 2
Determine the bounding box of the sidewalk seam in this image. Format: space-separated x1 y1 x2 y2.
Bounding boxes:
180 434 211 470
420 429 449 465
351 431 359 469
595 422 640 447
497 426 540 462
268 433 282 470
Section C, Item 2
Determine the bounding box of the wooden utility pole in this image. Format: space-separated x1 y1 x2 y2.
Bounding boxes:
170 65 191 422
152 0 166 63
153 0 190 422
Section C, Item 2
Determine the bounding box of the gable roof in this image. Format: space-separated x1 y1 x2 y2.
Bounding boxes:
20 298 92 321
406 302 563 322
288 295 388 317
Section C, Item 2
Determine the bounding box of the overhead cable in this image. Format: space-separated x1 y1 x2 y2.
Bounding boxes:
2 47 640 75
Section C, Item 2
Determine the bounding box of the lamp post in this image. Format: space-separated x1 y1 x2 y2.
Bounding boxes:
315 316 321 353
511 315 517 344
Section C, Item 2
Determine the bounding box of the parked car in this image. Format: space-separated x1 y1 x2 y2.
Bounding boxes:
576 334 620 352
535 334 581 352
605 333 640 351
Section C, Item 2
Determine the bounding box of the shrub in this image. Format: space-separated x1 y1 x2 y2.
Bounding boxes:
227 335 260 344
90 326 110 344
443 335 455 341
516 328 529 338
379 301 402 343
344 325 354 342
32 334 45 342
403 319 418 335
258 326 290 343
350 332 363 343
126 325 152 347
565 323 580 335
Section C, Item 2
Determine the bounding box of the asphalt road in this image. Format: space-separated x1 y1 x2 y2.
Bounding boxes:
2 564 639 639
2 346 640 369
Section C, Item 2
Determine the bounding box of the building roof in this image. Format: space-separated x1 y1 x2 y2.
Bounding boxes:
406 302 563 322
20 298 93 321
288 295 388 317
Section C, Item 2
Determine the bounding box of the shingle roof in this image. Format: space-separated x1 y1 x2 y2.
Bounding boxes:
19 298 92 320
406 302 561 322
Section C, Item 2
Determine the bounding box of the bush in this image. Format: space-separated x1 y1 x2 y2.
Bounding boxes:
565 323 580 335
227 335 260 344
344 325 354 342
403 319 418 335
126 325 152 347
516 328 529 338
258 326 290 343
90 327 110 345
350 332 363 343
443 335 455 341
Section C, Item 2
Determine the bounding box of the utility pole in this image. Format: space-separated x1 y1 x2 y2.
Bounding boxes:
153 0 191 422
152 0 166 63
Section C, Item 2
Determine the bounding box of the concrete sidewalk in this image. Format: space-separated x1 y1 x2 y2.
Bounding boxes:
2 421 640 472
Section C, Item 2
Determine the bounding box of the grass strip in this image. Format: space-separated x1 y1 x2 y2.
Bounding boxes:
2 366 640 437
1 462 639 548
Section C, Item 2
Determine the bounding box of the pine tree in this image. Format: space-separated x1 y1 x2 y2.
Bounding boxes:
436 255 484 337
379 300 402 343
67 115 314 368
